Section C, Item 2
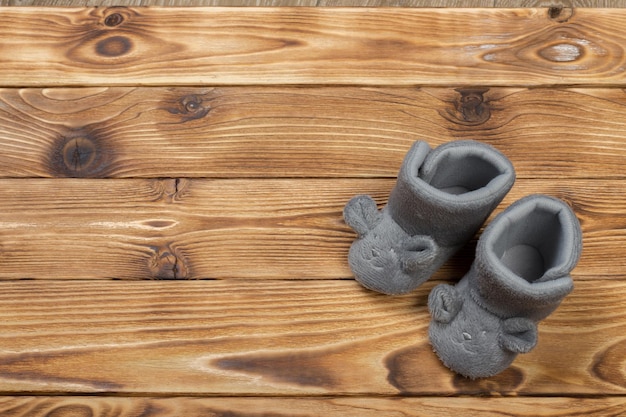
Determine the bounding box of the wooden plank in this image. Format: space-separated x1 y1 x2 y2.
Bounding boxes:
3 0 492 5
3 1 623 7
1 396 626 417
0 178 621 280
0 178 356 280
1 87 626 179
0 279 624 395
0 8 625 86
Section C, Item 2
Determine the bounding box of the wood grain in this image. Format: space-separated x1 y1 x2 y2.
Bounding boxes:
0 178 621 280
0 279 624 395
0 5 624 410
4 0 623 7
1 396 626 417
1 87 626 178
1 8 626 86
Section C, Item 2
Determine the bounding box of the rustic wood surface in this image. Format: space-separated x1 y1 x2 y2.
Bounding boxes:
4 1 625 7
0 178 621 280
0 6 624 416
2 396 626 417
1 87 626 179
0 279 624 395
1 8 626 86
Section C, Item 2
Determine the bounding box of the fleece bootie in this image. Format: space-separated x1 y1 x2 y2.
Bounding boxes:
428 194 583 379
344 140 515 295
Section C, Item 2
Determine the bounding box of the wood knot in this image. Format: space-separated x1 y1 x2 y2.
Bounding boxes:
149 244 188 279
63 137 96 172
96 36 132 57
548 6 574 23
184 96 202 113
539 42 582 62
181 95 210 119
150 178 189 203
104 12 124 27
451 88 491 125
514 25 620 74
99 7 134 27
51 133 112 178
166 94 211 121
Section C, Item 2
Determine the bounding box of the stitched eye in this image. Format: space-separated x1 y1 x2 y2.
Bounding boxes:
462 332 472 341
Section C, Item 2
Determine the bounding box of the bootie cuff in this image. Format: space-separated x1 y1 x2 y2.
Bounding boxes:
471 194 582 320
388 140 515 248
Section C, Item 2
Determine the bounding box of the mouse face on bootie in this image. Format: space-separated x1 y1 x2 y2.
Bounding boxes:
428 283 538 379
344 195 438 295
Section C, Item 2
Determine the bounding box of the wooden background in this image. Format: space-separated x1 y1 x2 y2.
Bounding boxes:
3 1 626 7
0 4 625 417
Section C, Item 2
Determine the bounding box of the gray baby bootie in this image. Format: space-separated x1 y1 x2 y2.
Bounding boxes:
428 194 583 379
344 140 515 295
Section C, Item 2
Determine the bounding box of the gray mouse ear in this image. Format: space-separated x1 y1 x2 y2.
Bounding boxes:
428 284 463 324
499 317 538 353
401 235 438 273
343 195 383 237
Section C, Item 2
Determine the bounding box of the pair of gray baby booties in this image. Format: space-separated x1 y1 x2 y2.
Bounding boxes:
344 140 582 379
